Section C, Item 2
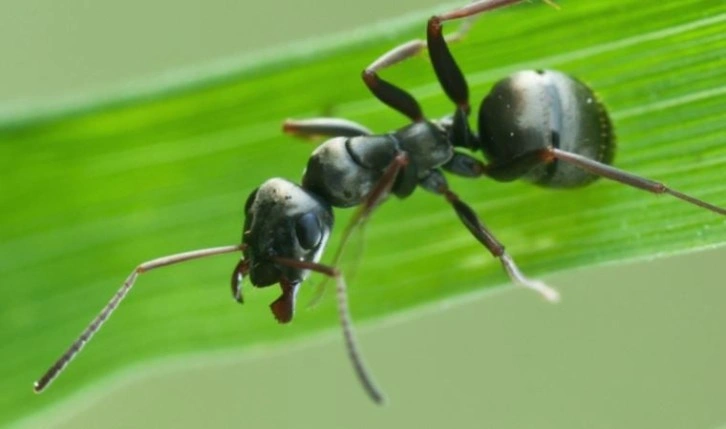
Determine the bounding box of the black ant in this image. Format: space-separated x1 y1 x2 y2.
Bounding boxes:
35 0 725 405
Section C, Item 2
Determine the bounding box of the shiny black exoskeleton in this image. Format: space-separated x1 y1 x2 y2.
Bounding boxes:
35 0 724 407
479 70 614 186
302 121 452 206
241 179 332 288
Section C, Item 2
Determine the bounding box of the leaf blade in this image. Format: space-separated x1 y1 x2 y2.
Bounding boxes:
2 0 725 424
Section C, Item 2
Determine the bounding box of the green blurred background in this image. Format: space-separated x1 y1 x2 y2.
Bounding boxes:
2 0 725 428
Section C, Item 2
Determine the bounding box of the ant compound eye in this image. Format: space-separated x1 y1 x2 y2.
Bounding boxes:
295 212 323 250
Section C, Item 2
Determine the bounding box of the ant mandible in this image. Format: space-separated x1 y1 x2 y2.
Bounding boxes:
35 0 725 405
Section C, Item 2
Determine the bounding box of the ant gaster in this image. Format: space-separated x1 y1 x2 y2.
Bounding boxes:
35 0 725 405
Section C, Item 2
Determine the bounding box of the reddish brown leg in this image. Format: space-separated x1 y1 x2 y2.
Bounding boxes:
307 153 409 307
436 0 525 21
362 64 424 122
444 188 560 301
273 257 385 405
363 0 554 121
427 0 537 111
361 3 485 79
360 5 482 121
282 117 373 139
421 170 559 301
548 148 726 216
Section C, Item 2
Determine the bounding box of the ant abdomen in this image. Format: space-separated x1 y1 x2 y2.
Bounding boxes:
478 69 615 188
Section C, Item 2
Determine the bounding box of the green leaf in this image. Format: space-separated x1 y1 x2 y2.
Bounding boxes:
2 0 725 424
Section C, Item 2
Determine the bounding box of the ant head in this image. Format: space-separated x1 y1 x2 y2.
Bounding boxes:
476 69 614 187
242 178 333 287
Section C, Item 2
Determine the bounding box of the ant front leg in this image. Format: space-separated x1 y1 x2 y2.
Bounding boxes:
272 257 385 404
283 117 373 139
421 170 560 302
268 154 410 403
306 153 410 307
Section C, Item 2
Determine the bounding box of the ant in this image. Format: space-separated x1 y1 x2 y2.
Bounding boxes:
35 0 725 405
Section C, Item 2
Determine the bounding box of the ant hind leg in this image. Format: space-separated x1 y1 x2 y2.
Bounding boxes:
421 169 560 302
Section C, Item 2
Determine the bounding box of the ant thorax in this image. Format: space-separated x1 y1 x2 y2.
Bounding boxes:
302 122 453 208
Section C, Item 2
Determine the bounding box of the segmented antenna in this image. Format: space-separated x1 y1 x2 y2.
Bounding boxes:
34 244 244 393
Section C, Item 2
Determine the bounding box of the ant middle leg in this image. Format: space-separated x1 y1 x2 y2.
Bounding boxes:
428 0 546 112
361 4 483 122
426 1 537 147
361 15 483 121
421 169 560 302
363 1 531 117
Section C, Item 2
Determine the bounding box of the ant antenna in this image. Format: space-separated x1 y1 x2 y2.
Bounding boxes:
33 244 245 393
548 148 726 216
273 257 385 404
